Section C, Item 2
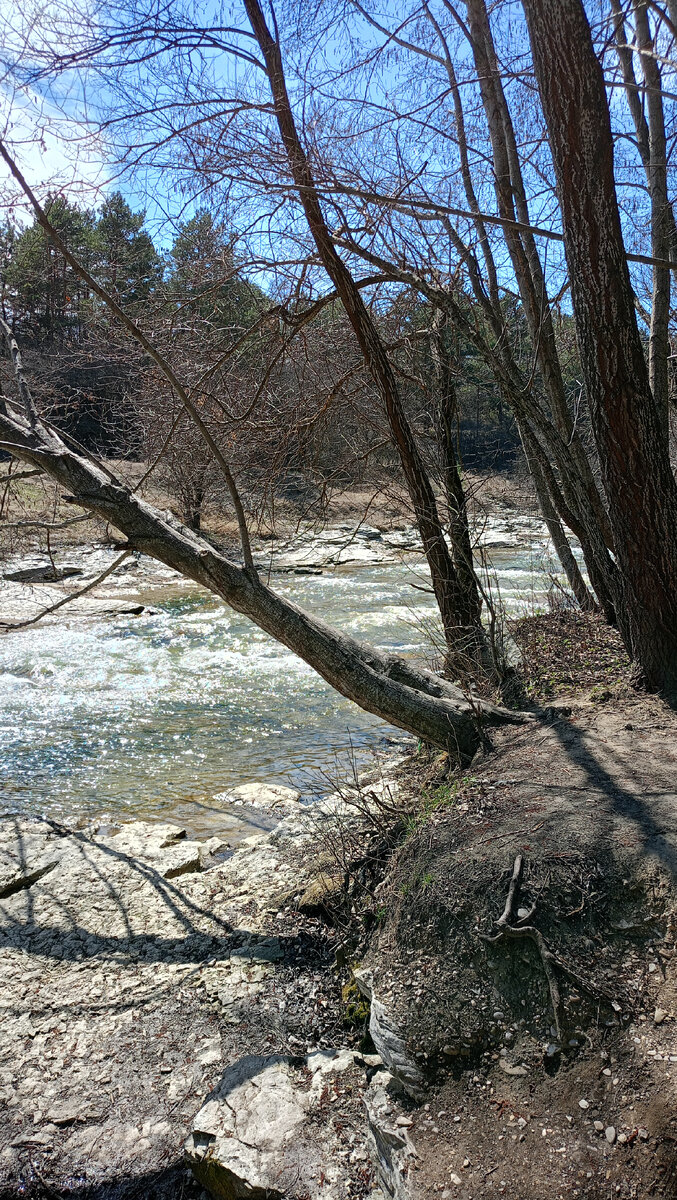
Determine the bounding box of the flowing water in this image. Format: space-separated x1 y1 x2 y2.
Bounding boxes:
0 523 558 841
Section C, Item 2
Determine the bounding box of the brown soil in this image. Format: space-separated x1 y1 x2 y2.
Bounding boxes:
355 615 677 1199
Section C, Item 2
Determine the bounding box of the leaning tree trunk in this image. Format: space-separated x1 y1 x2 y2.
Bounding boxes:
0 403 529 759
522 0 677 696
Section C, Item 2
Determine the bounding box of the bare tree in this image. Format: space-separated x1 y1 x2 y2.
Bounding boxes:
522 0 677 694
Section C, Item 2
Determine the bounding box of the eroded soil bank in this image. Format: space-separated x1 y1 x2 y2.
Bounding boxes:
1 615 677 1200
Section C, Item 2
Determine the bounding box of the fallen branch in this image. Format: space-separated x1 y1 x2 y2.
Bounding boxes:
0 467 44 483
1 515 91 531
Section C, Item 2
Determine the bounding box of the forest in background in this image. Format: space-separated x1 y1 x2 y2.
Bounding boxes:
1 192 527 532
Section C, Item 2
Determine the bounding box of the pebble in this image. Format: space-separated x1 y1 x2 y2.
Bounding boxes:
617 1133 628 1144
579 1100 589 1110
593 1121 604 1132
654 1008 666 1025
449 1173 462 1186
605 1126 616 1144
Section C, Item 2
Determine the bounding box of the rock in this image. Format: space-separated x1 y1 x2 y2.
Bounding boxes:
593 1121 604 1132
605 1126 616 1144
638 1127 649 1141
353 967 375 1000
351 971 424 1102
364 1069 416 1200
186 1049 362 1199
578 1099 589 1110
449 1174 462 1186
3 564 83 583
215 781 302 813
498 1059 527 1076
298 872 343 913
654 1008 667 1024
369 999 425 1102
98 822 206 878
617 1132 628 1144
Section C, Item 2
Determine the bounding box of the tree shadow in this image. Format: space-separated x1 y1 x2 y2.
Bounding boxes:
547 714 677 880
0 1161 209 1199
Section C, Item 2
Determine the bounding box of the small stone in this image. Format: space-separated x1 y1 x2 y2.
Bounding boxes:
395 1116 413 1128
449 1174 462 1186
579 1100 589 1110
605 1126 616 1144
648 963 658 973
498 1060 527 1076
617 1133 628 1145
638 1128 649 1141
654 1008 666 1025
594 1121 604 1132
463 1158 470 1168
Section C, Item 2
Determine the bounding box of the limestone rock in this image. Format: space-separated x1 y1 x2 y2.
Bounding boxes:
351 970 424 1102
97 822 206 878
298 871 343 912
186 1049 363 1199
364 1069 416 1200
214 781 302 813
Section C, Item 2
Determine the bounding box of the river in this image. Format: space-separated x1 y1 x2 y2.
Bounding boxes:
0 514 560 841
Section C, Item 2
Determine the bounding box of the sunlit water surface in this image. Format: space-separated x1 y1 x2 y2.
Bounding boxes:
0 542 556 839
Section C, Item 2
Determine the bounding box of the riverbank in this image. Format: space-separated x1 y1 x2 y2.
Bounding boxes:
2 614 677 1198
0 765 411 1199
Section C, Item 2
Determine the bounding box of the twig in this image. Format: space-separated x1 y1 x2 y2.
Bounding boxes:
497 854 523 927
0 550 132 630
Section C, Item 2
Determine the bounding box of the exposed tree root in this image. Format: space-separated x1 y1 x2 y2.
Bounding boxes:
480 854 617 1044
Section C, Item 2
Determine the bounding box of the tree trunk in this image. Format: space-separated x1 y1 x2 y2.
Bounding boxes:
522 0 677 696
519 426 596 613
243 0 484 668
0 404 529 759
430 312 487 671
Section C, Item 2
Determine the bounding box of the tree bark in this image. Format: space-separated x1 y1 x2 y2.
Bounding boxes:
522 0 677 696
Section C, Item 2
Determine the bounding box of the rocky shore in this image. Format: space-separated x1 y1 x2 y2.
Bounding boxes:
0 767 420 1199
3 678 677 1198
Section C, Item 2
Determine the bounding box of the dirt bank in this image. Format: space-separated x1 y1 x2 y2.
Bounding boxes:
347 617 677 1199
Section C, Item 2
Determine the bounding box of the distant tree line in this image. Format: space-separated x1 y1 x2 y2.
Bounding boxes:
0 193 528 509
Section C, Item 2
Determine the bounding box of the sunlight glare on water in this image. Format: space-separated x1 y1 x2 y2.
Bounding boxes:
0 545 554 837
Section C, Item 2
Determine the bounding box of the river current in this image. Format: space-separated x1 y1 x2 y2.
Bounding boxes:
0 520 559 840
